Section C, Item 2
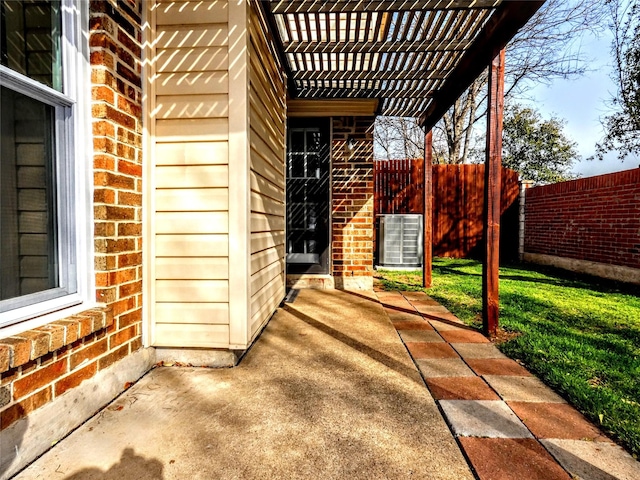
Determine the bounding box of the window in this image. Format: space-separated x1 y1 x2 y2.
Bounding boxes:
1 0 92 329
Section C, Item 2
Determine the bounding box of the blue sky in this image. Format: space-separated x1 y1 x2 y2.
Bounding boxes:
523 30 639 177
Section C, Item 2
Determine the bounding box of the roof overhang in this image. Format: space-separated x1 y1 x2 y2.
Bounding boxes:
262 0 545 125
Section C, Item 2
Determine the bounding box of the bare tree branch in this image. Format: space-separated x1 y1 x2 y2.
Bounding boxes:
593 0 640 161
375 0 608 165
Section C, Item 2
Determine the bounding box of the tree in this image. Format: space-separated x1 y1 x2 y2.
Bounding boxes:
437 77 484 164
375 0 607 164
374 116 447 162
497 105 579 184
439 0 608 165
594 0 640 161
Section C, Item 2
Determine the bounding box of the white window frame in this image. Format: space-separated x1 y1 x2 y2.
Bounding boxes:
0 0 94 336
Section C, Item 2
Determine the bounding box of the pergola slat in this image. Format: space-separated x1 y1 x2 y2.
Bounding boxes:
440 9 462 40
304 10 313 42
408 10 426 42
457 9 487 40
398 11 412 42
315 12 323 43
355 11 363 42
427 8 450 41
372 11 384 42
269 0 501 14
418 8 439 41
380 11 393 41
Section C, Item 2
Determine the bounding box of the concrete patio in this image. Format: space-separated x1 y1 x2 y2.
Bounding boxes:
12 289 640 479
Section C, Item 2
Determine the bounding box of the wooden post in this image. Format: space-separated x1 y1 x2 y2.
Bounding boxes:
483 49 505 337
423 130 433 288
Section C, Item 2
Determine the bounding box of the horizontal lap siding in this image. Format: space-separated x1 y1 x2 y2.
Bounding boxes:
153 0 230 347
249 4 286 339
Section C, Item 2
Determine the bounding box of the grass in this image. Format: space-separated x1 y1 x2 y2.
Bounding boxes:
376 258 640 458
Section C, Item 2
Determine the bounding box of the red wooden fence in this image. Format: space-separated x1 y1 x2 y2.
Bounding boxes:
433 164 520 259
373 161 521 260
374 159 424 215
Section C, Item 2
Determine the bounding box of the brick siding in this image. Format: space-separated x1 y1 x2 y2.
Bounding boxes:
331 117 375 280
524 169 640 269
0 0 144 431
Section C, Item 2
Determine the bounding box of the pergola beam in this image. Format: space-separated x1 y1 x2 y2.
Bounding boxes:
292 69 447 81
284 39 469 54
419 0 544 130
269 0 500 14
295 87 436 99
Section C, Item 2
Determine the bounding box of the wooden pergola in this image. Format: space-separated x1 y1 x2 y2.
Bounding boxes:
262 0 545 336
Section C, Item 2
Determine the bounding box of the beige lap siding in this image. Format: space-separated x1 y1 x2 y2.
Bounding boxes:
1 0 145 429
151 0 231 347
248 2 287 339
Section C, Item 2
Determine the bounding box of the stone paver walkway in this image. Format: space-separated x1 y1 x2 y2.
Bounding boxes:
377 287 640 480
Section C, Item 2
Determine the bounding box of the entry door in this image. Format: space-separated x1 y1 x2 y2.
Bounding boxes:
286 119 330 274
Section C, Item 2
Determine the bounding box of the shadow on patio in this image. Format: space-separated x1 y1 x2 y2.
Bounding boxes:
16 290 472 480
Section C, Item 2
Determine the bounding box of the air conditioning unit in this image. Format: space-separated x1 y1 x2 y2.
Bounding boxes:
377 214 424 267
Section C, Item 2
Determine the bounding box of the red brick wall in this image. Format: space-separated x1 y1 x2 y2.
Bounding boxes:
524 169 640 269
332 117 375 282
0 0 144 431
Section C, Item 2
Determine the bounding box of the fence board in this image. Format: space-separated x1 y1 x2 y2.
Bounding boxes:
374 161 520 261
374 159 424 215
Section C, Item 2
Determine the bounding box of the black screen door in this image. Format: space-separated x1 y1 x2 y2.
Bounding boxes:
286 119 330 274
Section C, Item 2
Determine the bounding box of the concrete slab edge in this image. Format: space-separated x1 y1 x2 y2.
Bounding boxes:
154 348 240 368
523 253 640 286
0 348 156 480
286 274 335 289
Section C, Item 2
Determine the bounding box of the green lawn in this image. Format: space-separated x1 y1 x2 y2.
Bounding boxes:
376 258 640 458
